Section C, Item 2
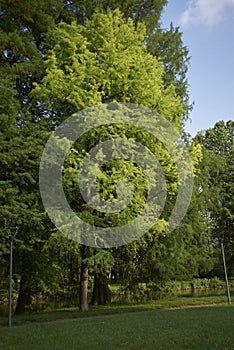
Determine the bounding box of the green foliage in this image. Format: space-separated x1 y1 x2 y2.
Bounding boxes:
62 0 191 121
0 0 210 313
32 10 185 130
63 0 167 26
191 277 226 289
41 233 81 297
148 23 192 120
33 10 189 280
194 121 234 277
84 250 115 274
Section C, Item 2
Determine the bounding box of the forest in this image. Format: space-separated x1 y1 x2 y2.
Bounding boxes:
0 0 233 316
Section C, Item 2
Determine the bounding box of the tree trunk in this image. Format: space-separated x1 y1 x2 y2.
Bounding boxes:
90 273 111 305
79 186 92 311
79 245 89 312
14 275 32 315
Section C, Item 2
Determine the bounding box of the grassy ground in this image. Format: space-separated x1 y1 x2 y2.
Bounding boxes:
0 305 234 350
0 293 231 326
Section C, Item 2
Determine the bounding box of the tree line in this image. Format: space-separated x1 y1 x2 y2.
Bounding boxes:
0 0 233 314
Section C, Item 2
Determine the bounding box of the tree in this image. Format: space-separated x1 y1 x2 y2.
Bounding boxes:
62 0 191 120
194 121 234 277
63 0 167 27
0 1 193 313
0 0 56 310
0 89 49 313
0 0 65 313
32 10 194 309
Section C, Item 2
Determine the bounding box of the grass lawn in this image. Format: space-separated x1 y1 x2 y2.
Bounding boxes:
1 305 234 350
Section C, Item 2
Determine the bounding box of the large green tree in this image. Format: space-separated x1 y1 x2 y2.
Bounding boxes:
32 10 197 309
0 0 193 313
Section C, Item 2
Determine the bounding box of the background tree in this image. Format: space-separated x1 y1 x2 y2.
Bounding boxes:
0 81 50 313
0 0 60 312
194 121 234 278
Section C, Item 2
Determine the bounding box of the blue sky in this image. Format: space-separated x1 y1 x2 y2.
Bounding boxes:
161 0 234 136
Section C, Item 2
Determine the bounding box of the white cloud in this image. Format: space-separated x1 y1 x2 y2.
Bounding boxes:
180 0 234 27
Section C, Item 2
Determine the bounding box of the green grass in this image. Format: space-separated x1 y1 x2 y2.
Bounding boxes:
0 293 231 327
0 305 234 350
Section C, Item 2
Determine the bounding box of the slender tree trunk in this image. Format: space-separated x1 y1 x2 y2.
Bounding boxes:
79 185 92 311
90 273 111 305
79 245 89 311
